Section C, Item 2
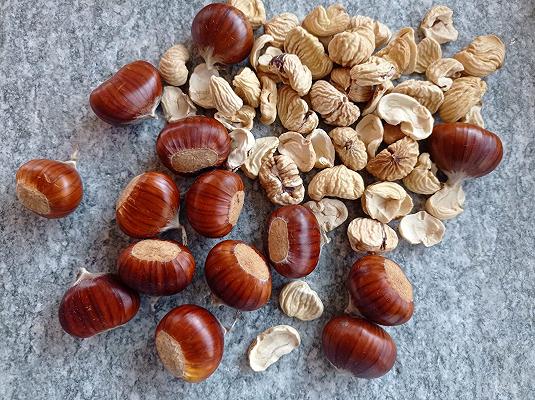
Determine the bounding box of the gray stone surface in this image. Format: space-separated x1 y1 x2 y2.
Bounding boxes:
0 0 534 399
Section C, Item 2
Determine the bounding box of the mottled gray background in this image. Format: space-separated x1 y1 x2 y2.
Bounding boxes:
0 0 534 399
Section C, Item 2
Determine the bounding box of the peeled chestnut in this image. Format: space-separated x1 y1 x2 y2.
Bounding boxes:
156 116 231 175
191 3 254 67
267 205 321 279
116 171 180 238
347 255 414 326
205 240 271 311
89 60 163 125
186 170 244 238
16 158 83 218
322 316 397 379
155 304 224 382
117 239 195 296
58 268 140 338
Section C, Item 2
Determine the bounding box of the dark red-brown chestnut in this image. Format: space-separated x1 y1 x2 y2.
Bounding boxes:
205 240 271 311
322 316 397 379
155 304 224 382
89 60 163 125
58 268 140 338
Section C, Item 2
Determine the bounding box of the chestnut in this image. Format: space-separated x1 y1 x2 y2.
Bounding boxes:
116 171 180 238
322 316 397 379
205 240 271 311
186 170 244 238
117 239 195 296
156 116 231 175
16 158 83 218
155 304 224 382
89 60 163 125
191 3 254 67
347 255 414 326
58 268 140 338
267 205 321 279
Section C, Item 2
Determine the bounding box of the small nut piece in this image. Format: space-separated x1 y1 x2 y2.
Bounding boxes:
160 86 197 123
361 80 393 116
233 67 261 108
308 165 364 201
399 211 445 247
242 136 279 179
248 325 301 372
354 114 384 158
250 34 275 69
426 58 464 91
159 44 190 86
304 198 348 244
415 37 442 73
279 281 324 321
228 0 266 29
453 35 506 77
362 182 413 223
460 102 485 128
328 26 375 67
259 154 305 205
189 63 219 109
420 5 459 44
302 4 350 37
259 76 277 125
347 218 398 253
367 137 419 181
310 80 360 127
285 26 333 79
268 54 312 96
307 129 335 169
391 80 444 114
350 16 392 49
215 105 255 131
439 77 487 122
425 183 465 220
402 153 441 195
278 132 316 172
329 127 367 171
349 56 397 87
210 76 243 117
330 67 351 94
376 27 417 77
277 86 319 134
264 13 300 48
227 128 255 170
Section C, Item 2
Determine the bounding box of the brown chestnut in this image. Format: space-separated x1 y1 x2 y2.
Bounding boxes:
116 171 180 238
89 60 163 125
186 170 244 238
156 116 231 175
155 304 224 382
205 240 271 311
267 205 321 279
117 239 195 296
58 268 140 338
16 158 83 218
191 3 254 67
347 255 414 326
322 316 397 379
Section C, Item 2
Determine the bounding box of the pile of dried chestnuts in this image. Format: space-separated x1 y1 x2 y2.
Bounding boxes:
15 1 506 382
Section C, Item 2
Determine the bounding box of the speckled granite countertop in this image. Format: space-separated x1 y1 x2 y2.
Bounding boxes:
0 0 534 399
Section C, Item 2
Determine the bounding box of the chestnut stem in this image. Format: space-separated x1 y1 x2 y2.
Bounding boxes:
64 148 79 169
344 293 363 317
164 214 189 245
445 173 466 187
223 310 242 335
73 267 96 286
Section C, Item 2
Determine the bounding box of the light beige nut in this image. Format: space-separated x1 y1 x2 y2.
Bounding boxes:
361 182 413 223
425 182 465 220
242 136 279 179
453 35 506 77
349 56 396 87
306 129 335 169
258 46 284 76
277 85 319 134
189 63 219 109
391 80 444 114
259 154 305 205
232 67 261 108
160 86 197 123
348 83 374 103
366 136 419 181
264 13 300 48
285 26 333 79
210 76 244 117
227 128 256 170
228 0 266 29
329 127 367 171
402 153 441 195
383 124 405 145
399 211 445 247
278 132 316 172
259 76 277 125
420 5 459 44
361 80 393 116
426 58 464 91
376 93 434 140
310 80 360 127
304 198 348 244
460 102 485 128
347 218 398 253
250 34 275 69
349 16 392 48
415 37 442 73
308 165 364 201
354 115 384 158
330 67 351 94
327 26 375 67
302 4 350 37
376 27 417 77
159 44 190 86
215 105 255 131
248 325 300 372
268 54 312 96
439 77 487 122
279 281 324 320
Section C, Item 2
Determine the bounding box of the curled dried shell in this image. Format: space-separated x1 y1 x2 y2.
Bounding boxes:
260 76 277 125
308 165 364 201
425 183 465 220
361 182 413 223
402 153 441 195
302 4 350 37
415 37 442 73
420 5 458 44
268 54 312 96
310 80 360 127
307 129 335 169
210 76 243 117
347 218 398 253
354 115 384 158
399 211 445 247
227 128 256 170
391 80 444 114
329 127 367 171
361 80 393 116
259 154 305 205
349 56 397 87
367 137 419 181
248 325 300 372
304 198 348 244
250 34 275 69
233 67 261 108
228 0 266 29
160 86 196 123
453 35 506 77
215 105 255 131
264 13 300 48
277 85 319 134
159 44 190 86
426 58 464 91
439 77 487 122
279 281 324 321
328 26 375 67
349 16 392 48
189 63 219 109
242 136 279 179
278 132 316 172
376 27 417 77
460 102 485 128
285 26 333 79
330 67 351 94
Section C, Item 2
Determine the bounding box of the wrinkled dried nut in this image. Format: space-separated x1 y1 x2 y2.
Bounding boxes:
367 137 419 181
250 34 275 69
425 183 465 220
228 0 266 29
259 76 277 125
259 154 305 205
439 77 487 122
310 80 360 127
277 86 319 134
361 182 413 224
426 58 464 91
302 4 350 37
264 13 300 48
189 63 219 109
227 128 255 170
415 37 442 73
349 56 397 87
460 102 485 128
330 67 351 93
329 127 367 171
376 27 417 77
210 76 243 117
453 35 506 77
399 211 445 247
402 153 441 195
354 115 384 158
348 83 374 103
268 54 312 96
242 136 279 178
383 124 405 145
361 80 393 116
278 132 316 172
215 105 256 131
391 80 444 114
304 199 348 244
308 165 364 201
161 86 197 123
159 44 190 86
376 93 434 140
349 16 392 48
248 325 300 372
307 129 335 169
279 281 324 320
420 5 459 44
284 26 333 79
232 67 261 108
328 26 374 67
347 218 398 253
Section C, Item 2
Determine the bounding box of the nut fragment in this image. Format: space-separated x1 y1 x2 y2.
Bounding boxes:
420 5 459 44
349 56 396 87
329 127 367 171
277 86 319 134
376 27 417 76
361 182 413 223
228 0 266 29
361 80 393 116
278 132 316 172
383 124 405 145
460 102 484 128
328 26 375 67
425 183 465 220
215 105 255 131
330 67 351 94
302 4 350 37
227 128 255 170
210 76 243 117
257 46 284 76
347 218 398 253
250 34 275 69
259 154 305 205
366 137 419 181
160 86 197 123
402 153 441 195
439 77 487 122
426 58 464 91
264 13 300 48
354 115 384 158
306 129 335 169
453 35 506 77
233 67 261 108
248 325 301 372
159 44 190 86
242 136 279 179
308 165 364 201
399 211 445 247
391 80 444 114
349 16 392 48
279 281 324 320
348 83 374 103
268 54 312 96
310 80 360 127
415 37 442 73
304 199 348 244
259 76 277 125
285 26 333 79
189 63 219 109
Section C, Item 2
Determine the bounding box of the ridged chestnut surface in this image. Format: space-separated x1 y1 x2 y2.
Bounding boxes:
205 240 272 311
347 255 414 326
267 205 321 279
155 304 224 382
322 316 397 379
89 60 163 125
58 269 140 338
16 159 83 218
186 170 245 238
116 172 180 238
156 116 231 175
117 239 195 296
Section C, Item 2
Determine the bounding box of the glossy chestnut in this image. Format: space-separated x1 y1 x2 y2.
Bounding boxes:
205 240 271 311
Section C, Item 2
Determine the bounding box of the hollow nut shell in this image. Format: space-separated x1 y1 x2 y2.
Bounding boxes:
279 281 323 321
248 325 301 372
